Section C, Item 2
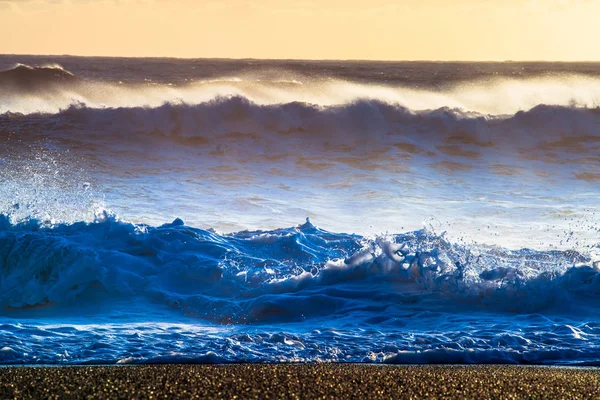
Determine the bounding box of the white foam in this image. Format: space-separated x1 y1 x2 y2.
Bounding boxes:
2 74 600 116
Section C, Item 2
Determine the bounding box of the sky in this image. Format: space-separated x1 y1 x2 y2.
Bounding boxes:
0 0 598 60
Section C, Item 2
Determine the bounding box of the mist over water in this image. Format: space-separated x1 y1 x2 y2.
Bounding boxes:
2 59 600 115
1 56 600 365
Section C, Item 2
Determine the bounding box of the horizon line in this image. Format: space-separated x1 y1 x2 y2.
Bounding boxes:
2 53 600 64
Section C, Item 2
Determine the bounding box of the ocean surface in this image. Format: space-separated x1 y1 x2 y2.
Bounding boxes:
0 55 600 365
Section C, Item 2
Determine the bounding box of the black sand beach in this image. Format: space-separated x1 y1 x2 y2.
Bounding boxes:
0 364 598 399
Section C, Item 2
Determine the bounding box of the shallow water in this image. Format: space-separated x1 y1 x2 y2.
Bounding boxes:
0 56 599 364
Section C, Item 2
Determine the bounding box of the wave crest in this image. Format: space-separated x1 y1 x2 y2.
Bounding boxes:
4 97 600 151
0 215 597 323
1 70 600 115
0 64 76 92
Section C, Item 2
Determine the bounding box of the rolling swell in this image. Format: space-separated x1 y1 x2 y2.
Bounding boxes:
4 98 600 149
0 64 76 92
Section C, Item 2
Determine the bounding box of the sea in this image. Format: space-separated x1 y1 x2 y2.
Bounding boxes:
0 55 599 365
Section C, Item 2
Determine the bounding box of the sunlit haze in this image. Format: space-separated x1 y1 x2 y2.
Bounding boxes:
1 0 599 60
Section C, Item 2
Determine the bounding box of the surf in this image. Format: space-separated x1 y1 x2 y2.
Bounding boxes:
2 58 600 365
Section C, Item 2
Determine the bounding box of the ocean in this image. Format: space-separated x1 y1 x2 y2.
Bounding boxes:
0 55 599 365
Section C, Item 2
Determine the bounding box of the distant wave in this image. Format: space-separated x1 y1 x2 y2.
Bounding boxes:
3 98 600 152
0 64 76 92
2 68 600 115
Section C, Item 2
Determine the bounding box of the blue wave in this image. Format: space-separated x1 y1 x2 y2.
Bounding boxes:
1 213 597 318
1 214 599 364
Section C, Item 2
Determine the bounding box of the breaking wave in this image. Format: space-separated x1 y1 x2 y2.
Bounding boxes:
2 64 600 115
1 215 599 365
4 97 600 144
0 64 76 91
1 214 597 319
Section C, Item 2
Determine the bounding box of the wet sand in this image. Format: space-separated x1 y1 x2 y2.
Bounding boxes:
0 364 599 399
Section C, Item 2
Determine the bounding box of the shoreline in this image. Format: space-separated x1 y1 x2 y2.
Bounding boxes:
1 364 599 399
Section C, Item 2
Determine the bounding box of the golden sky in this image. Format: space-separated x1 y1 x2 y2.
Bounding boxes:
0 0 598 60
